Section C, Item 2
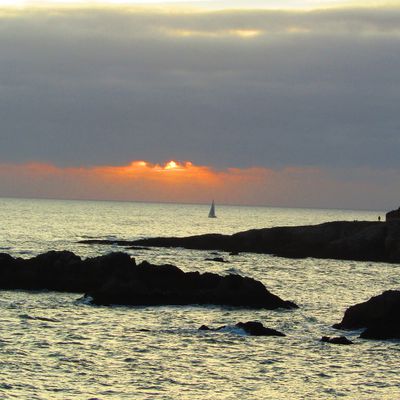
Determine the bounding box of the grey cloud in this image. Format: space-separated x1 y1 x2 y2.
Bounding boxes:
0 6 399 169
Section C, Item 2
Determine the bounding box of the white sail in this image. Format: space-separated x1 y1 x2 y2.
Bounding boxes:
208 200 216 218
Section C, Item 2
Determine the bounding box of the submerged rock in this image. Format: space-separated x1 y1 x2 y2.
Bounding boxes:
0 251 297 310
19 314 59 323
80 220 400 263
205 257 227 263
320 336 353 345
198 321 285 336
333 290 400 340
199 325 211 330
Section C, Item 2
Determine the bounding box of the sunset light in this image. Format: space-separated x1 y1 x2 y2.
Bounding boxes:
0 160 274 204
1 159 394 209
1 0 399 397
164 160 179 170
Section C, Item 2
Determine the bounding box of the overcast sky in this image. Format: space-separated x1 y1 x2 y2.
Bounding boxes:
0 1 399 209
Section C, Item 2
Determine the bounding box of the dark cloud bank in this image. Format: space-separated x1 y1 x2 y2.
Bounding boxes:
0 5 399 209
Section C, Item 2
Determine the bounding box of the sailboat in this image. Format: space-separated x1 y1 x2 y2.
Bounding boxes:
208 200 217 218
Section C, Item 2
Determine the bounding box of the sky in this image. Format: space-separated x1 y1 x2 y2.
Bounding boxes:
0 0 399 209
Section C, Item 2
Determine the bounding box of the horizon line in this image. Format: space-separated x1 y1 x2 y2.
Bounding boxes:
0 194 387 213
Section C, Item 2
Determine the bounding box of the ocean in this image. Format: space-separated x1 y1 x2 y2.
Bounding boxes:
0 197 398 399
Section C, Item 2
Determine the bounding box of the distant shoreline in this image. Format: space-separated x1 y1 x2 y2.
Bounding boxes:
80 220 400 264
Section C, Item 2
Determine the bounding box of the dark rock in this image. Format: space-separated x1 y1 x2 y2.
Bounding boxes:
126 246 151 250
0 250 83 292
0 253 16 265
199 325 211 330
333 290 400 340
89 261 298 309
215 325 227 331
198 321 285 336
320 336 353 345
81 220 400 263
229 251 240 256
360 324 400 340
386 207 400 222
236 321 285 336
0 251 297 310
205 257 227 263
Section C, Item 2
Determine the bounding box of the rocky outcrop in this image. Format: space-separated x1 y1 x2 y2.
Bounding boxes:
199 321 285 336
86 261 297 309
0 251 133 293
79 220 400 263
333 290 400 340
0 251 297 310
320 336 353 345
386 207 400 221
360 325 400 340
236 321 285 336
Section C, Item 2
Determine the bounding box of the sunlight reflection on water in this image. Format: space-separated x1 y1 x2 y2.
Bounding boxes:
0 198 398 399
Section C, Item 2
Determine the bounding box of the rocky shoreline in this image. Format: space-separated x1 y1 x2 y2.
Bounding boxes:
0 250 398 341
79 220 400 263
0 251 296 309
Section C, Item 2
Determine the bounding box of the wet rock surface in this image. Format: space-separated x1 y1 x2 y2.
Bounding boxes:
333 290 400 340
79 220 400 263
0 251 297 310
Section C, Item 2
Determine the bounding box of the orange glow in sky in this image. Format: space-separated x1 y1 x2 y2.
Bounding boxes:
94 160 222 185
0 160 270 205
0 159 393 209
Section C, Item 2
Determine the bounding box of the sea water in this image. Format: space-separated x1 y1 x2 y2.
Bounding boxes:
0 197 398 399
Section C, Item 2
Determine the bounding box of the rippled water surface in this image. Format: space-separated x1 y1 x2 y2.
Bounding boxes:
0 198 398 399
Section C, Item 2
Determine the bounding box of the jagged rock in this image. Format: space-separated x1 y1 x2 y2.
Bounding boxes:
79 220 400 263
198 321 285 336
236 321 285 336
88 262 297 309
0 251 297 310
333 290 400 340
320 336 353 345
199 325 211 330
